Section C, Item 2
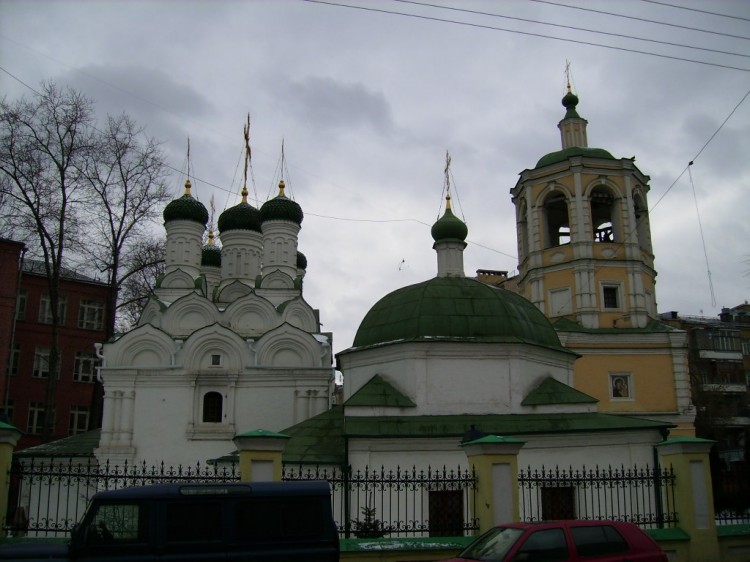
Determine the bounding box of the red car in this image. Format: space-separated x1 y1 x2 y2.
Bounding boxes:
441 520 667 562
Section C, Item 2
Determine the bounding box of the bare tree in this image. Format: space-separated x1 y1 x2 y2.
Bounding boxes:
78 113 172 337
0 83 95 441
115 238 166 332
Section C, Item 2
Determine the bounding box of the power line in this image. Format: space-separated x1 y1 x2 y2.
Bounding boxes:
639 0 750 23
302 0 750 72
392 0 750 59
529 0 750 41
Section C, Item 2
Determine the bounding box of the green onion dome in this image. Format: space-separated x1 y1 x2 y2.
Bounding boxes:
260 181 303 225
431 195 467 242
535 146 616 169
353 276 566 351
163 180 209 226
296 251 308 270
201 230 221 267
562 89 580 119
218 186 262 233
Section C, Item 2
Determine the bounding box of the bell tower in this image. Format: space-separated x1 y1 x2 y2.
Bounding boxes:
511 86 656 329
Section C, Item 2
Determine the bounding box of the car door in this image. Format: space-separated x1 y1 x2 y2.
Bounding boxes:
569 523 635 562
74 500 157 562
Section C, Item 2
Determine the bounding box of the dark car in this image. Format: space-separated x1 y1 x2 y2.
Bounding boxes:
441 519 667 562
0 481 339 561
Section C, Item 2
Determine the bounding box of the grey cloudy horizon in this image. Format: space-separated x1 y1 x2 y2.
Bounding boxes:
1 0 748 357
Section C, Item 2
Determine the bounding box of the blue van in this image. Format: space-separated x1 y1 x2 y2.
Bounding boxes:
0 481 339 561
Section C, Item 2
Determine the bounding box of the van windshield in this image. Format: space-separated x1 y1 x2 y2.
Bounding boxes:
459 527 524 561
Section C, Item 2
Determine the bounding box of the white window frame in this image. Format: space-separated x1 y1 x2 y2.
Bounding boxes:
27 402 48 434
39 294 67 324
78 299 104 331
73 352 97 382
610 372 633 400
33 347 51 378
68 405 90 435
16 288 27 320
600 282 623 311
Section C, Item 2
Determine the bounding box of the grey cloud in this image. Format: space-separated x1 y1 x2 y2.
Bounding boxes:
272 76 394 136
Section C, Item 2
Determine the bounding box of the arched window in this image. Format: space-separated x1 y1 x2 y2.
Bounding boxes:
543 191 570 248
590 186 616 242
633 193 652 254
517 199 529 258
202 392 223 423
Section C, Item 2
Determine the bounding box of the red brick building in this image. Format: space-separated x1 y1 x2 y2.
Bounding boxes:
0 238 108 450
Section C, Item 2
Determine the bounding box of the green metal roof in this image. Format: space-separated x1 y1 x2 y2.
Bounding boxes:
281 409 672 464
350 277 567 351
281 407 347 465
344 375 416 407
163 194 209 225
431 206 467 243
14 429 100 458
522 377 598 406
535 146 616 169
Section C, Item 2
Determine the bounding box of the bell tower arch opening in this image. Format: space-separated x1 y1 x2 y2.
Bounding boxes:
543 191 570 248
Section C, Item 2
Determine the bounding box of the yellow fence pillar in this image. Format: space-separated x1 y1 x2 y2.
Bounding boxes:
656 437 720 562
233 429 290 482
0 421 21 534
462 435 525 534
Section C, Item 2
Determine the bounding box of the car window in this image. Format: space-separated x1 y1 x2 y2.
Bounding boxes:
165 501 222 543
83 502 149 546
516 528 568 562
236 498 324 541
571 525 629 557
459 527 524 561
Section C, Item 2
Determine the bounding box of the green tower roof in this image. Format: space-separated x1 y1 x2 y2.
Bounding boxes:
260 181 303 225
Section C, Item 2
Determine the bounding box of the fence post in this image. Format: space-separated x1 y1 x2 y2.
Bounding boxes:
232 429 289 482
656 437 720 562
0 421 21 533
462 435 525 534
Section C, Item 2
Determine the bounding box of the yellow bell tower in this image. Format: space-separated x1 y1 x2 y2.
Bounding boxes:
510 83 694 435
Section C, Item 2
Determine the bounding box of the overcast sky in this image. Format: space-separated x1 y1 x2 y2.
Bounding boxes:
1 0 749 356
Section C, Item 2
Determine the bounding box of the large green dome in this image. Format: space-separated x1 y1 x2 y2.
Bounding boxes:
352 276 565 350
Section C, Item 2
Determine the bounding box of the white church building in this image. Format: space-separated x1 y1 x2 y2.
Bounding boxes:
95 179 334 466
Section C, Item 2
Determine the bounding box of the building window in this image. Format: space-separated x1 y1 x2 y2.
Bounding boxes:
742 341 750 355
543 191 570 248
33 347 51 378
69 406 90 435
549 287 572 317
8 346 20 376
202 392 223 423
1 399 14 424
39 294 67 325
210 354 222 366
16 288 27 320
73 352 97 382
27 402 49 435
601 284 620 309
610 373 633 399
78 299 104 331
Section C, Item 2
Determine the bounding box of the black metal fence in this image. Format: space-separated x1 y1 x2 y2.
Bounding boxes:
714 467 750 525
518 464 678 529
283 464 478 538
6 457 239 537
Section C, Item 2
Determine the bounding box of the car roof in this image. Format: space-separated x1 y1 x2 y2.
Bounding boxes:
91 480 330 501
500 520 636 530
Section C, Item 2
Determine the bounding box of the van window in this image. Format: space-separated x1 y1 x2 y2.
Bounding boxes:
166 501 222 543
84 503 149 545
236 498 324 540
571 524 629 556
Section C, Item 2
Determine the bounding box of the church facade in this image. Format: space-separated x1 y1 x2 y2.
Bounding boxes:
95 180 334 466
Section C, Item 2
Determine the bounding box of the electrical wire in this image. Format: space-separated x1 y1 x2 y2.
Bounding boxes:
391 0 750 59
301 1 750 72
639 0 750 23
